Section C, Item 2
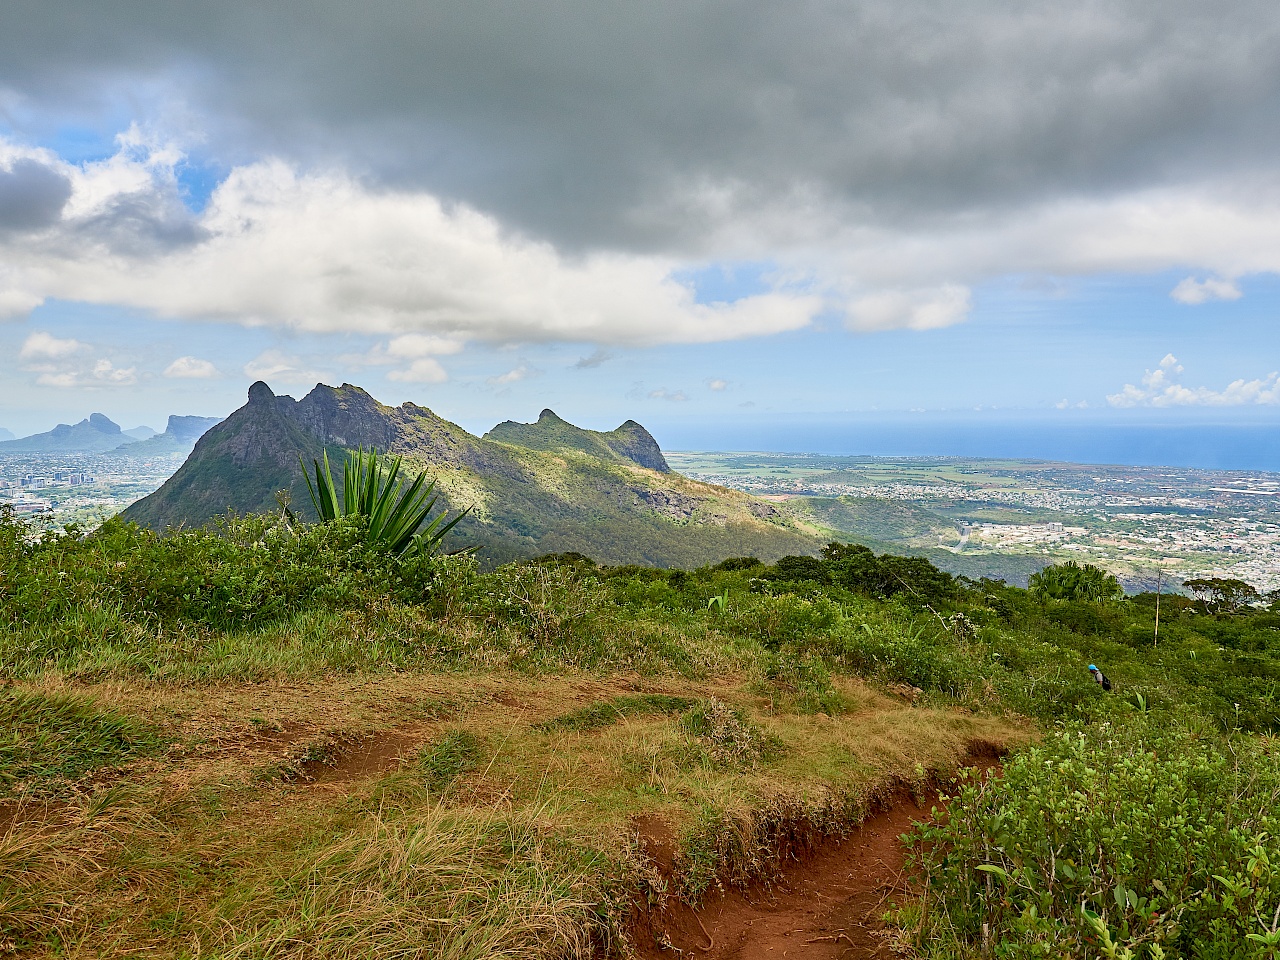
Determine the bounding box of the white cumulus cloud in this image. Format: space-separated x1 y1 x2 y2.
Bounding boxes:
163 355 219 379
18 331 136 388
242 349 327 385
356 334 464 383
20 331 87 361
1170 276 1242 305
846 285 972 332
487 365 532 386
1108 354 1280 407
0 141 823 347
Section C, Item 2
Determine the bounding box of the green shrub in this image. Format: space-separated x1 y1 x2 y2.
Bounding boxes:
903 724 1280 958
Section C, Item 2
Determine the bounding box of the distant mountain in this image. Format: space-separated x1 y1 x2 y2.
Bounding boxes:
123 426 158 441
117 415 223 456
0 413 138 453
485 409 671 472
0 428 13 442
124 382 818 567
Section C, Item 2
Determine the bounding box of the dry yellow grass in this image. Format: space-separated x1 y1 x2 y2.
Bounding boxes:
0 671 1029 958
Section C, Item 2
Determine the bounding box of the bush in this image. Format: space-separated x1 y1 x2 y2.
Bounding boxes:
904 725 1280 958
820 542 954 604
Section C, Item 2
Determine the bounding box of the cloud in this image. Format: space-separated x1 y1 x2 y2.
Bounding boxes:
0 145 822 345
388 358 448 383
0 158 72 233
18 330 136 387
163 355 219 378
574 348 612 369
487 365 531 386
648 388 688 402
242 349 327 385
356 334 463 382
5 0 1280 255
846 285 972 332
20 331 87 361
1108 354 1280 407
31 358 136 389
6 4 1280 344
707 378 728 391
1171 276 1242 305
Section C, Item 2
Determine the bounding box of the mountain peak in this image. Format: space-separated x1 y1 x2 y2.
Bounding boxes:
247 381 276 404
0 411 129 452
485 409 670 472
87 412 121 432
606 419 669 472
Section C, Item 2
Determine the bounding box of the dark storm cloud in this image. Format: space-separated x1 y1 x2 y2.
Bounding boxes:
73 191 209 256
0 159 72 232
1 0 1279 252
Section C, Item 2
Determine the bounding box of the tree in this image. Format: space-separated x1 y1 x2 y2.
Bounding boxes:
1182 577 1260 615
1028 561 1122 603
819 542 954 604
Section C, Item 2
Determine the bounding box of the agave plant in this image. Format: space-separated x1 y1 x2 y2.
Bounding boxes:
300 448 469 556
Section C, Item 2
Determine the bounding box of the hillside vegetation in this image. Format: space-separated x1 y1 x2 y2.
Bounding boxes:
3 501 1280 957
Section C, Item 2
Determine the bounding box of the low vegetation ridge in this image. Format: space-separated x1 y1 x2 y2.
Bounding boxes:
3 492 1280 957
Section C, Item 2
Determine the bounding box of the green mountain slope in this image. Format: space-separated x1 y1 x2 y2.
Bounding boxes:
789 495 954 545
485 409 671 472
123 382 819 567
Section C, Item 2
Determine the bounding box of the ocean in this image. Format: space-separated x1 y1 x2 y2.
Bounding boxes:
658 419 1280 473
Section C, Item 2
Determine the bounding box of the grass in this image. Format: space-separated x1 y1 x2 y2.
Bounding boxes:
420 729 486 792
0 690 166 797
0 672 1020 957
6 511 1280 956
534 693 696 733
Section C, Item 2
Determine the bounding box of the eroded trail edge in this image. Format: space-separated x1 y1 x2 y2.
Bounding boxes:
630 746 1002 960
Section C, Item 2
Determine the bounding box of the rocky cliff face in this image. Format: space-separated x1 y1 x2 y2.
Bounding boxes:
605 420 670 473
166 415 224 444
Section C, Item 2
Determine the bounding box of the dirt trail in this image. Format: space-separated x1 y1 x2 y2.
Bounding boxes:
632 754 1000 960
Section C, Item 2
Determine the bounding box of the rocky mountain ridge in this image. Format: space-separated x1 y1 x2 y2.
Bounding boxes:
124 381 820 567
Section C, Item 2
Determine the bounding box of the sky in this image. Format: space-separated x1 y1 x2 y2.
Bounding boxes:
2 0 1280 453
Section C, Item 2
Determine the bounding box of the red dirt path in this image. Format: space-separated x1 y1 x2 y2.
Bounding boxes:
630 750 1002 960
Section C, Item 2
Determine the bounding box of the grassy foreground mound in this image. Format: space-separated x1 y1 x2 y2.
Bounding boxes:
4 508 1280 957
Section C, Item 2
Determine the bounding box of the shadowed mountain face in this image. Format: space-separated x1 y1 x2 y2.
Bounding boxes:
0 412 136 453
485 409 670 472
124 382 818 567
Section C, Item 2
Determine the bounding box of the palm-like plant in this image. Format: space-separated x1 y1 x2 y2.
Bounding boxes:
300 448 469 556
1028 561 1122 603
